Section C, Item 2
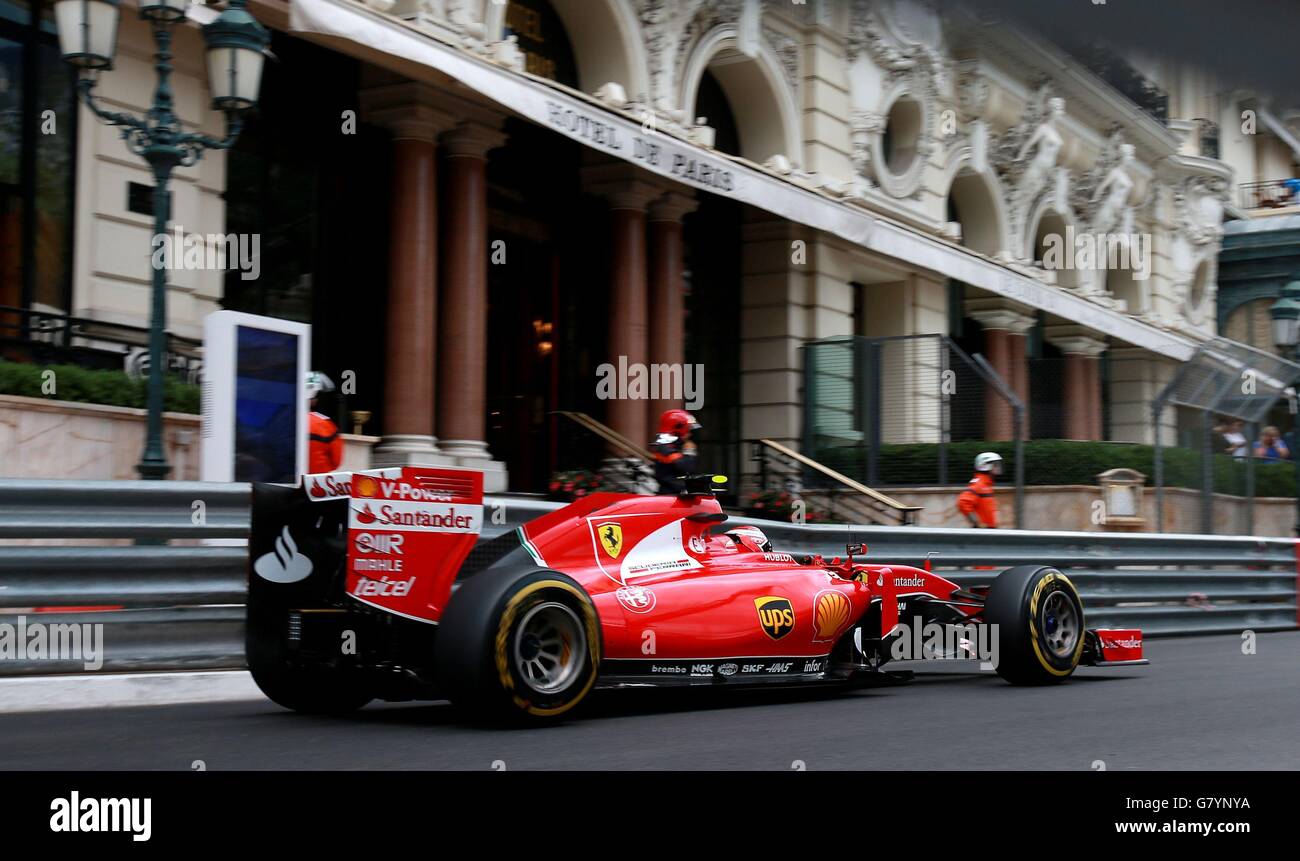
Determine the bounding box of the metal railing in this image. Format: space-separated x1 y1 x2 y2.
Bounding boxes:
803 333 1026 525
1240 179 1300 210
0 480 1294 674
746 438 922 526
0 304 203 381
551 410 653 462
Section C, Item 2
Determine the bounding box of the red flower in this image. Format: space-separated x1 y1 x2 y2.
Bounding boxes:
575 488 586 497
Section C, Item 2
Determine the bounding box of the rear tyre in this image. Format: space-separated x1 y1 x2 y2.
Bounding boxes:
436 569 601 724
983 565 1085 685
246 607 373 714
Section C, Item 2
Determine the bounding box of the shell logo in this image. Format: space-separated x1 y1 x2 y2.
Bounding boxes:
813 590 852 642
354 475 378 498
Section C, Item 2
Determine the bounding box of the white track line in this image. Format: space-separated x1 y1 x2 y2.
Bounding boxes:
0 670 262 714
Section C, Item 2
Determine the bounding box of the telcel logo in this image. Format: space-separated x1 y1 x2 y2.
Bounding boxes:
354 532 404 554
354 576 415 597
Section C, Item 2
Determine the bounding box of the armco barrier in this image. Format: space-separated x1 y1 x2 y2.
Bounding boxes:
0 480 1294 675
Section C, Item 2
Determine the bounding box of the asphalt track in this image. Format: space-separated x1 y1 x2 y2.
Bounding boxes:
2 632 1297 770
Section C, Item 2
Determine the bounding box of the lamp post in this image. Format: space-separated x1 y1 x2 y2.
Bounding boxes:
1268 280 1300 535
53 0 269 479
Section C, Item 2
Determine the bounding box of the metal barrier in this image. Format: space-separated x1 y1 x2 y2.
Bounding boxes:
0 480 1294 675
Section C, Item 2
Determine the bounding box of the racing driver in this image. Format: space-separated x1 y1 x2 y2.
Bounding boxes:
651 408 701 494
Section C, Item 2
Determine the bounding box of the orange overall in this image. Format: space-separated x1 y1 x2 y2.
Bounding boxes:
957 472 998 528
308 411 343 474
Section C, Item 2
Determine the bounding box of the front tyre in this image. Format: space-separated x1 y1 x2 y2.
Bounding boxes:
436 569 601 724
983 565 1085 685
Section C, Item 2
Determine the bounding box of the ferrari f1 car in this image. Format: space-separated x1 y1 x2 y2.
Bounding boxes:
247 467 1146 722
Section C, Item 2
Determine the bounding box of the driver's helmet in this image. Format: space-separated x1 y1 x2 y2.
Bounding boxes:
726 525 773 553
656 409 701 444
974 451 1003 475
305 371 335 400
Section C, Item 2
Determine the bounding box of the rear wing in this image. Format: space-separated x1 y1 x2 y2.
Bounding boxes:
249 467 484 624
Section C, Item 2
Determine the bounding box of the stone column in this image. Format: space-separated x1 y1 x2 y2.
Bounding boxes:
583 164 666 448
363 84 456 467
967 299 1036 441
437 118 508 490
1087 356 1103 440
1045 328 1108 440
647 191 698 438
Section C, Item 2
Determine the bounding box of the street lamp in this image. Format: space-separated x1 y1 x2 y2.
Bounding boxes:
53 0 269 479
1268 279 1300 535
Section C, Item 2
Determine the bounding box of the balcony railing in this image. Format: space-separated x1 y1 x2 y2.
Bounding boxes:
1062 41 1169 125
1240 179 1300 210
0 305 202 381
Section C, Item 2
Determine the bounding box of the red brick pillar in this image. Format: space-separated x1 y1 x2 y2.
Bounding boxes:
584 165 665 448
437 121 506 468
647 191 698 438
363 87 454 467
983 328 1014 440
1008 331 1030 439
968 302 1036 441
1062 353 1089 440
1047 329 1107 440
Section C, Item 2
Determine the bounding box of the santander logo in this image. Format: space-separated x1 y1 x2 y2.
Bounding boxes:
254 526 313 584
304 472 356 503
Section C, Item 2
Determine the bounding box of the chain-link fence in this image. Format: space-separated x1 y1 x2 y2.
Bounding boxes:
1152 338 1300 533
803 334 1025 524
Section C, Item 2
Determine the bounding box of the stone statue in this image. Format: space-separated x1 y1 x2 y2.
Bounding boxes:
1014 97 1065 204
1091 143 1135 236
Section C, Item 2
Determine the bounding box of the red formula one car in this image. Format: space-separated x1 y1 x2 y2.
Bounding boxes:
246 467 1146 722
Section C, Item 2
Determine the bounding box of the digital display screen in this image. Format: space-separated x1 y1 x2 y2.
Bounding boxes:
234 325 300 483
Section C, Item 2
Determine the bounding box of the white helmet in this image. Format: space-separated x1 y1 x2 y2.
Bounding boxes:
727 525 773 553
305 371 335 400
974 451 1003 474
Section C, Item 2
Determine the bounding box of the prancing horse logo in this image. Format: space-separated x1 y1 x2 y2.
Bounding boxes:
597 522 624 559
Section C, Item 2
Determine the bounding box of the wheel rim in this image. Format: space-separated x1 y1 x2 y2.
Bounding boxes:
1040 590 1079 659
512 601 585 694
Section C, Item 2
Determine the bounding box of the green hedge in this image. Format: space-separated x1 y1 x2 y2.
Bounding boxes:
814 439 1296 498
0 360 200 415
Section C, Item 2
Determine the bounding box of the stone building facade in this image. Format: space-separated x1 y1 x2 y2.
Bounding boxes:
3 0 1255 491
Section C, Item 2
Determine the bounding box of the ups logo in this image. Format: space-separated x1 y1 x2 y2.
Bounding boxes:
755 596 795 640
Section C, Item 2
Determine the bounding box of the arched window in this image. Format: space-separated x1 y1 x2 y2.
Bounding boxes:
504 0 578 89
1032 211 1080 290
946 169 1003 257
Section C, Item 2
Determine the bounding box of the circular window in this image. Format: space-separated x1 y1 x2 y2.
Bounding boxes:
882 96 923 176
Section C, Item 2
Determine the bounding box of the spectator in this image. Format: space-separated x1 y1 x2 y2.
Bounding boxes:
1222 419 1248 459
1253 426 1290 463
